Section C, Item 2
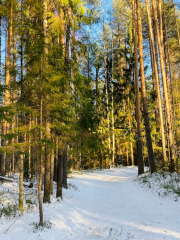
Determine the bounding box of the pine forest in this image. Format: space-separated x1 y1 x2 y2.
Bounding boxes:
0 0 180 238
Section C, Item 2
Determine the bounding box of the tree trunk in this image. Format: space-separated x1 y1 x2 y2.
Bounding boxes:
11 32 17 174
171 0 180 51
126 144 129 166
65 7 71 65
58 1 65 53
132 0 144 174
130 142 134 166
56 150 63 198
136 0 156 173
43 0 51 203
145 0 167 164
38 73 43 225
152 0 174 171
62 153 68 189
112 35 115 167
50 147 54 194
19 154 24 211
44 119 51 203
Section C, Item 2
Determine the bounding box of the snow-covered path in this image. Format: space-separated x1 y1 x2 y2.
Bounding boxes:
0 167 180 240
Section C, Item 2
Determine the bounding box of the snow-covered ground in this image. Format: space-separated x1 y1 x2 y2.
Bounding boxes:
0 166 180 240
136 171 180 201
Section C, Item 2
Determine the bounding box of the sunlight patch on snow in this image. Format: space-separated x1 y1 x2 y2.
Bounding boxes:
120 221 180 239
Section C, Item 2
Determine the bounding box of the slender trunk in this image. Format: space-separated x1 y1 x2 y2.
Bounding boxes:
58 1 65 53
43 0 51 203
56 149 63 198
62 153 68 189
50 147 54 194
128 82 134 166
19 154 24 211
163 9 179 170
38 64 43 225
53 137 58 182
19 0 24 211
130 142 134 165
163 22 172 124
65 7 71 65
112 83 115 167
171 0 180 51
4 1 12 109
28 117 31 178
44 119 51 203
126 143 129 166
164 12 177 137
146 0 167 164
11 33 17 174
112 35 115 166
132 0 144 174
152 0 174 171
104 42 110 167
136 0 156 173
149 30 158 122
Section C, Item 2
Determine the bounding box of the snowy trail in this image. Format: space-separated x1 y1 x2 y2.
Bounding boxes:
0 166 180 240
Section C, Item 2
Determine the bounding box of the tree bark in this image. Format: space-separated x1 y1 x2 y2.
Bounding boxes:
132 0 144 174
145 0 167 164
19 154 24 211
171 0 180 51
62 153 68 189
43 0 51 203
50 147 54 194
136 0 156 173
38 64 43 225
152 0 174 171
56 150 63 198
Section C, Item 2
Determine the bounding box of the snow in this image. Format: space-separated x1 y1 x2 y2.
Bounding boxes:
0 166 180 240
136 171 180 201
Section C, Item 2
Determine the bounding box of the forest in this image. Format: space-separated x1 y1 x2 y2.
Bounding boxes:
0 0 180 231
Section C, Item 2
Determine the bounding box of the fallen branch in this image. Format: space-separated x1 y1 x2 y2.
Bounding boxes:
0 176 33 188
4 217 19 234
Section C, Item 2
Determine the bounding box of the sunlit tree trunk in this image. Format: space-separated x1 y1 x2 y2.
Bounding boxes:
145 0 167 164
43 0 51 203
19 0 24 211
132 0 144 174
171 0 180 51
112 35 115 166
136 0 156 173
152 0 174 171
11 32 17 174
38 56 43 225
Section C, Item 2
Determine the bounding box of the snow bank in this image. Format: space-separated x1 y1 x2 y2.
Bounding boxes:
136 171 180 201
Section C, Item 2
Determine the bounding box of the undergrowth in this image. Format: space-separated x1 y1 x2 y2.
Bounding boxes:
136 172 180 199
31 220 52 232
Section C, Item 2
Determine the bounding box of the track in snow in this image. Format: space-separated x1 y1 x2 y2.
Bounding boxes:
0 166 180 240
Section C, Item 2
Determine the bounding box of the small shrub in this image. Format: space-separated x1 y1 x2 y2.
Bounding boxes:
31 220 52 232
0 204 18 218
68 183 78 191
